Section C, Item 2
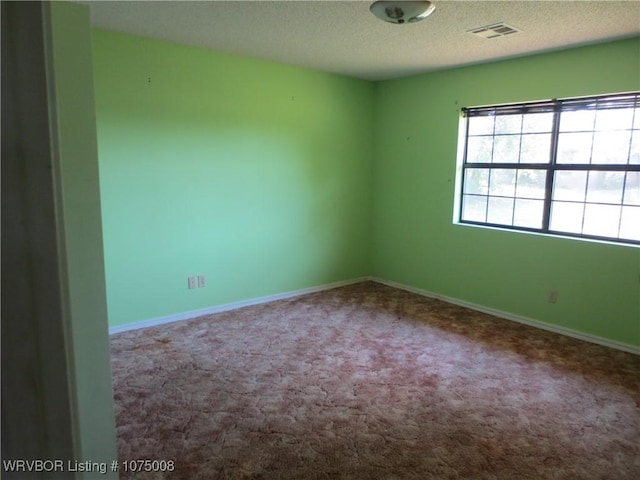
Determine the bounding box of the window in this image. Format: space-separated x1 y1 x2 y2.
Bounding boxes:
458 92 640 245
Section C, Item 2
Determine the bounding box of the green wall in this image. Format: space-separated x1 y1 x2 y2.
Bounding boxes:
372 38 640 347
94 30 639 348
93 30 374 327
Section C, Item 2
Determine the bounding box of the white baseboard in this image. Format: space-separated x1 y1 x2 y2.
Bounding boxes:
109 275 639 355
108 277 370 335
371 277 640 355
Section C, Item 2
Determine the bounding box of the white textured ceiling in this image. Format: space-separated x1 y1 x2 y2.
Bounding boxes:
87 0 640 81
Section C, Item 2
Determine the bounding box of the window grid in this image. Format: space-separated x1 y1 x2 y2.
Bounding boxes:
459 92 640 245
618 170 629 235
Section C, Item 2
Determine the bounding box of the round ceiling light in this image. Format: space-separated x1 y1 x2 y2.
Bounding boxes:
370 1 436 24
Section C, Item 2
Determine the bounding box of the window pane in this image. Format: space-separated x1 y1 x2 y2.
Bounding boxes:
493 135 520 163
582 204 621 238
550 202 584 233
620 206 640 241
466 136 492 163
592 131 631 164
494 115 522 134
460 94 639 245
630 131 639 165
487 197 514 225
463 169 489 195
513 199 543 228
489 169 516 197
553 171 587 202
557 132 592 164
515 169 546 199
623 172 640 205
585 171 624 204
462 195 487 222
522 113 553 133
559 110 595 132
594 108 634 131
468 116 494 135
520 133 551 163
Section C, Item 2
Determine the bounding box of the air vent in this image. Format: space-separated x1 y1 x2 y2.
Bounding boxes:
468 23 521 39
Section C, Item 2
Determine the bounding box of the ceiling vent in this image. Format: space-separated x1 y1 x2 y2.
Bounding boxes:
468 23 521 39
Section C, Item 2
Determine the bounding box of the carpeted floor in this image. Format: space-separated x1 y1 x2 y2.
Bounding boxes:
110 281 640 479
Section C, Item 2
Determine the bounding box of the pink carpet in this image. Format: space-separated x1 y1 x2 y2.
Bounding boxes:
110 281 640 479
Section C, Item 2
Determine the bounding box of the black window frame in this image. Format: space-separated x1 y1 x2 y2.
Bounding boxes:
458 92 640 246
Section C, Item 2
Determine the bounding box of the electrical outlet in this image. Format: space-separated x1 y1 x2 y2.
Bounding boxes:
197 275 206 288
548 289 558 304
188 276 197 289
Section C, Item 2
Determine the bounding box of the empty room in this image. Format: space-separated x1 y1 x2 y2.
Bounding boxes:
2 1 639 479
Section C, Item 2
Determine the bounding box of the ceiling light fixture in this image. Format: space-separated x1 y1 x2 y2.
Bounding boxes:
370 1 436 24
